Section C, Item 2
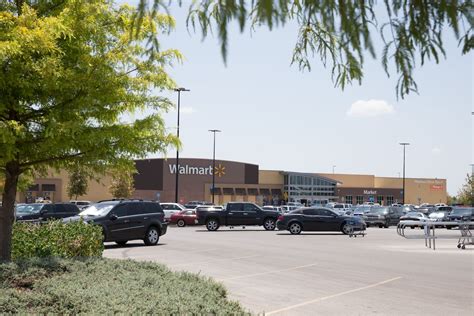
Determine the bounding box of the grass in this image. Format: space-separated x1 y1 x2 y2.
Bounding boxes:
0 257 249 314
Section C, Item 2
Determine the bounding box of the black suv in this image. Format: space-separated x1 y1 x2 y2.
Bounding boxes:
15 203 80 222
363 206 405 228
66 200 167 246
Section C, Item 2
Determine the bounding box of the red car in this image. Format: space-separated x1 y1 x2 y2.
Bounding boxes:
169 210 198 227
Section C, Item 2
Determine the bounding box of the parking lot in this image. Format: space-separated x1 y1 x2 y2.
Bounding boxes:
104 226 473 315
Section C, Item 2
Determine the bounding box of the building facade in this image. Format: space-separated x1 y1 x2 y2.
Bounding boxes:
19 158 447 205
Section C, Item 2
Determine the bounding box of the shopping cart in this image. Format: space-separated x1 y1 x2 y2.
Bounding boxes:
348 225 366 238
457 222 473 249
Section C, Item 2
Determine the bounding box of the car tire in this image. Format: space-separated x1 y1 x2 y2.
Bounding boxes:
177 219 186 227
384 222 390 228
144 226 160 246
115 240 128 246
263 218 276 231
341 222 352 235
289 222 302 235
206 219 219 231
378 224 383 228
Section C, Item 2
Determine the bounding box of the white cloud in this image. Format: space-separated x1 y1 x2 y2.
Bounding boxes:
172 107 196 115
432 146 442 155
346 99 395 118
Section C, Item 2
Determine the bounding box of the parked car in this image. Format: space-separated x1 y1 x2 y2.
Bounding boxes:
196 202 280 231
445 207 473 229
287 202 304 207
399 211 429 228
65 200 167 246
160 202 186 219
417 205 436 215
399 205 414 215
263 205 283 213
170 210 198 227
428 210 452 227
434 205 453 212
69 200 92 210
281 205 300 213
276 207 366 235
353 205 372 216
363 206 404 228
15 203 80 222
332 203 353 215
447 207 473 221
183 201 213 209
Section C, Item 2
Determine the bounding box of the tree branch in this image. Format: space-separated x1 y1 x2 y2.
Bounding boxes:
19 152 86 169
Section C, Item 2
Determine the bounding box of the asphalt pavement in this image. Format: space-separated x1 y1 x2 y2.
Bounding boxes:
104 226 474 315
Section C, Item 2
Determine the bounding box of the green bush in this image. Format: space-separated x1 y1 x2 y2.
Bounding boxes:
12 220 103 260
0 258 249 314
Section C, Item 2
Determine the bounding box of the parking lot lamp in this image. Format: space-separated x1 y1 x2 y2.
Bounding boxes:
209 129 221 204
399 142 410 204
174 87 190 203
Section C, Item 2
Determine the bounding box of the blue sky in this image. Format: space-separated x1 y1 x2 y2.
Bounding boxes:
123 1 473 195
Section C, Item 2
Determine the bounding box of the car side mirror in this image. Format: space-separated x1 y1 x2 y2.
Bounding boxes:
109 214 118 221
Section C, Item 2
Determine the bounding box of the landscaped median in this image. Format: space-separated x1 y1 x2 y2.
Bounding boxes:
1 222 248 314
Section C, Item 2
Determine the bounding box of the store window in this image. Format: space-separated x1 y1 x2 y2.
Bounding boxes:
386 196 394 205
356 195 364 205
377 195 384 205
345 196 353 204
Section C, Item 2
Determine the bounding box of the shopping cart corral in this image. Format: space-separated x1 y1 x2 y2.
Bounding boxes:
397 220 474 250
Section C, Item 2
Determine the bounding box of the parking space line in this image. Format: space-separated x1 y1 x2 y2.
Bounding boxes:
266 276 403 315
161 248 219 254
218 263 318 281
172 255 260 267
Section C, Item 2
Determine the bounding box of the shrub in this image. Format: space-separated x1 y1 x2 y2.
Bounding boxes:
12 220 103 259
0 258 249 314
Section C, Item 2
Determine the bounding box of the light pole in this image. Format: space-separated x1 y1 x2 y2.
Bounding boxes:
209 129 221 204
174 87 190 203
332 165 336 174
399 142 410 204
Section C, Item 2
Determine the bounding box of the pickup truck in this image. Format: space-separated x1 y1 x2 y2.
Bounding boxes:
196 202 280 231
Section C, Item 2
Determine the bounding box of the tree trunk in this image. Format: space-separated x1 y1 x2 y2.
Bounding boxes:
0 161 20 262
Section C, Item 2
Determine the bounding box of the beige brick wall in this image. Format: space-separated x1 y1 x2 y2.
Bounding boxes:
318 173 375 188
259 170 284 185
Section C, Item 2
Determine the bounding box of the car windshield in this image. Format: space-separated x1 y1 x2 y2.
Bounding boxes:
429 212 446 218
370 207 389 214
450 208 472 215
355 206 370 213
79 202 117 216
405 212 421 217
16 204 43 214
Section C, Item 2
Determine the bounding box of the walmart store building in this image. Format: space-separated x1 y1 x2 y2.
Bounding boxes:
22 158 447 205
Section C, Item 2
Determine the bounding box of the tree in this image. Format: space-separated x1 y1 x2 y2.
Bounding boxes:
140 0 472 98
0 1 180 261
67 169 88 200
447 194 458 206
457 173 474 206
109 172 135 199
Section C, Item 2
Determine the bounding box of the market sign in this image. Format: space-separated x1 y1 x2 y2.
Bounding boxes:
430 185 444 191
363 190 377 195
